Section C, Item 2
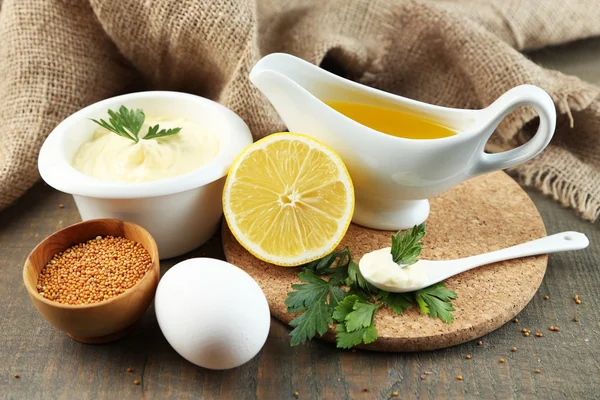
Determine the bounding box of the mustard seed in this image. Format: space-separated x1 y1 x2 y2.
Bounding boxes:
294 391 299 398
457 375 463 381
14 373 19 378
58 204 64 209
499 358 505 363
477 340 483 345
513 318 519 323
524 332 530 337
572 317 579 322
127 368 133 373
36 236 152 305
393 392 399 397
543 296 549 300
535 369 541 374
134 379 140 385
511 347 517 352
465 355 471 359
575 299 581 304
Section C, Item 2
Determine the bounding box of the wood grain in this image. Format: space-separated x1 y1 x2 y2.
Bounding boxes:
1 174 598 400
22 219 160 343
222 172 548 351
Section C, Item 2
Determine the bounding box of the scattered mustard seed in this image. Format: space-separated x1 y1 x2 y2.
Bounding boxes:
513 318 519 323
14 373 19 379
393 392 399 397
511 347 517 352
127 368 133 373
575 299 582 304
543 296 549 300
477 340 483 346
58 204 64 209
572 317 579 322
457 375 463 381
535 332 544 337
499 358 505 363
535 369 541 374
524 332 530 337
574 295 581 304
294 391 299 398
36 236 152 305
465 355 471 360
134 380 140 385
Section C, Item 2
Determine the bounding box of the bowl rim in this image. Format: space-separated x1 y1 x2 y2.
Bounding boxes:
23 219 160 310
37 91 253 199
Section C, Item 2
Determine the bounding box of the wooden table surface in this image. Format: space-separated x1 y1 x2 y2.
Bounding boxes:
2 40 600 400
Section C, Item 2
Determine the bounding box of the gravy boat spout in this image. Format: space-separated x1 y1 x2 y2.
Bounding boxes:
250 53 556 230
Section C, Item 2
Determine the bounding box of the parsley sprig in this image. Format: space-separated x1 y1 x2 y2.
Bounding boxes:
285 224 457 348
391 222 425 266
91 105 182 143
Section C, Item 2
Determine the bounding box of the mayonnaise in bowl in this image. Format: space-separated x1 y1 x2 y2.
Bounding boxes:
72 117 220 182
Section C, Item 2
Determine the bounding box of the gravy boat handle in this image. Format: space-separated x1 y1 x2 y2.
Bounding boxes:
471 84 556 176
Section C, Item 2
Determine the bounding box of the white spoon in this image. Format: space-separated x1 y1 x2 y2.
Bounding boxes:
361 231 590 293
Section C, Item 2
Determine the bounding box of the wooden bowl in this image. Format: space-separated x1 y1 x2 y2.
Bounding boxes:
23 219 160 344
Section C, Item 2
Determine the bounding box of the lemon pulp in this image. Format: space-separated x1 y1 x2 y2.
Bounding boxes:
223 133 354 266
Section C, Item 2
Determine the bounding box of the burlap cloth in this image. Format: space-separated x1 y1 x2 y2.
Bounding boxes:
1 0 599 221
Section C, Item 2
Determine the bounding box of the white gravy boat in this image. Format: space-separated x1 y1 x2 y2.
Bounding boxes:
250 53 556 230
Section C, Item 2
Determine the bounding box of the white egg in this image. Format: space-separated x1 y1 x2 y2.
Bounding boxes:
155 258 270 370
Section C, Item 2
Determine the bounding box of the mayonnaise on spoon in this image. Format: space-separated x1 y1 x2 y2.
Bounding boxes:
360 232 589 293
359 247 428 292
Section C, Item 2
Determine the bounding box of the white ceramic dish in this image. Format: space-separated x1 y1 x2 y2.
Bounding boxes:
38 91 253 259
250 53 556 230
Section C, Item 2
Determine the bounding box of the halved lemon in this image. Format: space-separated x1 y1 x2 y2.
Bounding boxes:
223 133 354 266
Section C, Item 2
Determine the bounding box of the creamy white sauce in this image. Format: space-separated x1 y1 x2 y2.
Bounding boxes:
359 247 428 290
72 117 220 182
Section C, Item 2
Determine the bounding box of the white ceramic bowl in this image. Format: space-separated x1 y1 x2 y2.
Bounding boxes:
38 91 253 259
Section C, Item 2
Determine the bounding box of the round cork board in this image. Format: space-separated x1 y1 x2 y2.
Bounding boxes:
222 171 547 352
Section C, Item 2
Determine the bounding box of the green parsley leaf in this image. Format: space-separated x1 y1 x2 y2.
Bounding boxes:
390 223 426 266
284 270 329 313
344 301 379 332
328 285 348 309
143 125 182 140
91 105 144 143
289 300 332 346
380 292 414 314
332 295 359 323
335 323 378 349
90 105 181 143
305 247 350 273
414 282 457 324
